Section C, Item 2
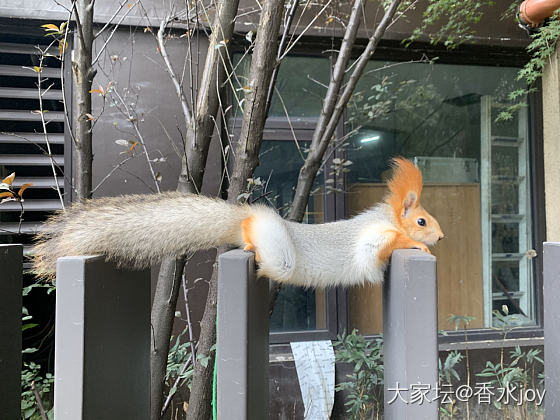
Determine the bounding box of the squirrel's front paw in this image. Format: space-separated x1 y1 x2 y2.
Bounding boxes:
412 242 431 254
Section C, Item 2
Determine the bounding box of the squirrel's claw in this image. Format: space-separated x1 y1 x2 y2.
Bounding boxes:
243 243 261 262
412 243 431 254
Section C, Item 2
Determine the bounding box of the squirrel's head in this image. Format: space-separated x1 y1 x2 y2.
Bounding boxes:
385 157 444 246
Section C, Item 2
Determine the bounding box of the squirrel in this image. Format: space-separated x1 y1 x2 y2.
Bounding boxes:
31 157 443 287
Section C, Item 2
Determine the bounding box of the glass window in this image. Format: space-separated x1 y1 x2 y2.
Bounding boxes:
233 55 331 118
345 61 535 333
252 140 328 332
233 53 334 335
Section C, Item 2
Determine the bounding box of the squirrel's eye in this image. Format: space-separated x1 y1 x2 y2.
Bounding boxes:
417 218 426 227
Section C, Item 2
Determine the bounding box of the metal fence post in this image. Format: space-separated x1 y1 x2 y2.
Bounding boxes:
544 242 560 419
54 255 150 420
0 244 22 419
383 249 438 420
216 249 269 420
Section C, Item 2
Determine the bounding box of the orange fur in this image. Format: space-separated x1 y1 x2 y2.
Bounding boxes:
385 157 423 224
377 230 430 264
241 216 261 262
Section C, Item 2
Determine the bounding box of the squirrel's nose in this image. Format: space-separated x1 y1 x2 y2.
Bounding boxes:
438 234 445 241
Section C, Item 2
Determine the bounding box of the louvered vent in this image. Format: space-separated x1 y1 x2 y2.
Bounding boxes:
0 35 66 253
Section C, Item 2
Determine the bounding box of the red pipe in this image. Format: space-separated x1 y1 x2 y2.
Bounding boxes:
519 0 560 27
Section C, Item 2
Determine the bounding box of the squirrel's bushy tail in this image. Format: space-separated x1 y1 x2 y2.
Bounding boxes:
31 192 250 280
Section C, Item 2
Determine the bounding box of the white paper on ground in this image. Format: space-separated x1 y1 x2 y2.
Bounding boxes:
290 340 335 420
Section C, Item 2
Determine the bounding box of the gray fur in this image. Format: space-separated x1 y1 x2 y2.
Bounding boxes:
32 193 437 288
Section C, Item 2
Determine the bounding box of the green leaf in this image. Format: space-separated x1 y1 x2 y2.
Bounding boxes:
22 323 38 331
23 407 36 418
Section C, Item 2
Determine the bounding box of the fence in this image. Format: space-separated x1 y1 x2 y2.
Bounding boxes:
6 244 559 419
544 242 560 419
54 255 151 419
0 244 22 419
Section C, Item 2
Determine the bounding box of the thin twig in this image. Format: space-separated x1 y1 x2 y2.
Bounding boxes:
181 275 197 365
265 0 299 114
17 200 25 234
160 342 199 418
279 0 333 60
94 0 129 39
72 1 88 53
60 4 78 151
31 381 48 420
112 90 161 192
274 85 304 160
37 51 65 209
92 0 140 66
157 17 193 127
91 154 136 194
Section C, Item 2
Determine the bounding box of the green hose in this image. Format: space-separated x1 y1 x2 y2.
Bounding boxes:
212 317 217 420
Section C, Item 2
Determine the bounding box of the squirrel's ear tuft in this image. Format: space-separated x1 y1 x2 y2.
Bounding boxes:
385 157 423 219
402 191 418 216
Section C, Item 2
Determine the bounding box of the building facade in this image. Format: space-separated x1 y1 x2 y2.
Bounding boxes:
0 0 548 418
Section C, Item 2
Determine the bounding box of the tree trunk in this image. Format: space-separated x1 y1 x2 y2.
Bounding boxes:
72 0 96 200
150 257 186 420
151 1 240 418
227 0 287 203
182 0 239 193
186 1 286 418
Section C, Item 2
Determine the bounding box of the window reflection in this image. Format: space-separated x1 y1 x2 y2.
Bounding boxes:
252 141 327 332
346 61 535 332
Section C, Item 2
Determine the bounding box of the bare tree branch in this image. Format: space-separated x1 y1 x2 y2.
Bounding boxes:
182 275 196 365
94 0 129 39
151 257 186 419
72 1 88 53
31 381 48 420
112 90 162 193
157 17 193 128
279 0 333 60
37 51 65 209
92 0 140 66
60 4 78 151
268 0 403 313
91 154 135 194
265 0 299 115
288 0 403 223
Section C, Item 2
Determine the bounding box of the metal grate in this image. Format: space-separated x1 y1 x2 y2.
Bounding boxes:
0 35 66 247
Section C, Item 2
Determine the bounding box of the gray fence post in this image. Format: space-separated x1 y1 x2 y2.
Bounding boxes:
216 249 269 420
0 244 22 419
544 242 560 419
54 256 150 420
383 249 438 420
